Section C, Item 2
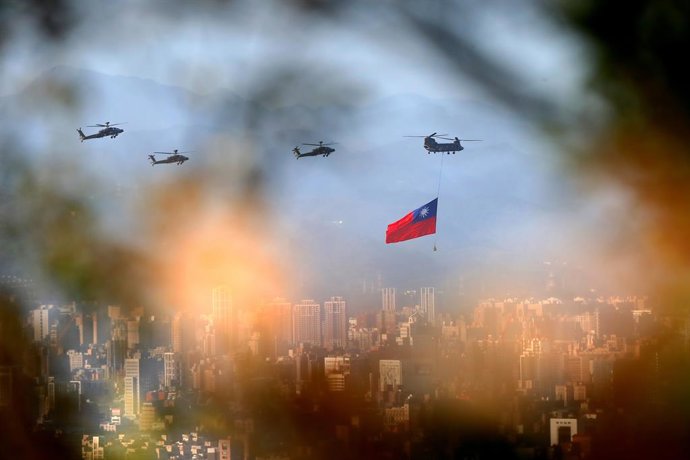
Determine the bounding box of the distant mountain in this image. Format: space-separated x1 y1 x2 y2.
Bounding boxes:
0 66 593 306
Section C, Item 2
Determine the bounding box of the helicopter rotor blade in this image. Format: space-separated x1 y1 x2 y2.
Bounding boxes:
458 139 482 141
404 133 448 138
87 122 126 127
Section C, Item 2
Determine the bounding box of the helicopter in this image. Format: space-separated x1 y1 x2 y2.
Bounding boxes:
148 150 190 166
404 132 481 154
292 141 337 159
77 121 125 142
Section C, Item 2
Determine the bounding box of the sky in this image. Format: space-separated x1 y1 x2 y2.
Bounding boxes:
0 1 640 311
1 1 586 102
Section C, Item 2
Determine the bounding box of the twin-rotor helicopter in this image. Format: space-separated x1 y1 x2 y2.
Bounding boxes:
404 132 482 154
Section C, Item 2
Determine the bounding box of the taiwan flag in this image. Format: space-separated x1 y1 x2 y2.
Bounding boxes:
386 198 438 244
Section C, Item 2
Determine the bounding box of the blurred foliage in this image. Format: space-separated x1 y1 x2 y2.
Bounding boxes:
551 1 690 303
0 0 75 44
0 145 151 306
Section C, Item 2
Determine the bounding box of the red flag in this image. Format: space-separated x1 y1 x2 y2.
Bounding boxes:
386 198 438 244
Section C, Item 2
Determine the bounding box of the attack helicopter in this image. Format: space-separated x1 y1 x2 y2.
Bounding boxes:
77 122 125 142
148 150 190 166
292 141 337 159
404 132 481 154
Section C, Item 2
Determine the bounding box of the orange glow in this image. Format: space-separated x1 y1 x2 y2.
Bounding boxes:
142 173 286 313
158 210 285 313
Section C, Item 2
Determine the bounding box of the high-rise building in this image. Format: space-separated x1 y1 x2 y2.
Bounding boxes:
92 312 99 345
324 356 350 392
550 418 578 446
127 319 140 350
171 313 185 353
139 402 155 431
293 300 321 347
163 352 179 388
420 287 435 325
212 285 234 355
265 298 292 353
323 297 347 350
68 380 82 412
563 355 587 383
32 305 53 342
107 305 121 321
124 358 140 417
382 288 396 312
67 350 84 372
171 313 195 389
108 320 127 376
379 359 402 391
76 313 96 346
218 439 231 460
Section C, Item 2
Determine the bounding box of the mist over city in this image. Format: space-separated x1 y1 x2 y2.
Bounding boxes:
1 2 690 459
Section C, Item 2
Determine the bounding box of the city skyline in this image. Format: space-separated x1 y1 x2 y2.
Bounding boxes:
4 276 676 458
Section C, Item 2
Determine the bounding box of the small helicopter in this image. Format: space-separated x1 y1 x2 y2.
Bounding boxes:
148 150 190 166
292 141 337 159
77 121 125 142
405 132 481 154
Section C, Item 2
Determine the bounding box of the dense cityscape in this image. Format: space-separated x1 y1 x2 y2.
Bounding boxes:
2 273 688 460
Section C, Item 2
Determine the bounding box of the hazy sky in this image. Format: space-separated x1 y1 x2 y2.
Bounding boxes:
1 1 639 308
1 1 585 103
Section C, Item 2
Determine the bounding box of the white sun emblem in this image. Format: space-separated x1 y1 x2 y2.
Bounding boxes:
419 207 429 218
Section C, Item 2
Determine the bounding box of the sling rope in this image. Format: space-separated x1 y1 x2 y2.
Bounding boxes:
433 152 445 251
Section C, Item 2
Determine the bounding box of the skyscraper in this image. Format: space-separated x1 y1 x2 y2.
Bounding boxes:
379 359 402 391
127 319 140 350
382 287 396 312
171 313 184 353
323 296 347 350
265 298 293 356
293 300 321 347
164 352 179 388
420 287 435 325
124 358 140 417
75 312 96 346
212 285 234 355
108 320 127 376
67 350 83 372
32 305 52 342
